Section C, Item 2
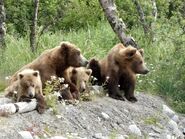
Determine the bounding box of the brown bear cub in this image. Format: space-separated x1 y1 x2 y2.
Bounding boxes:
62 67 92 99
5 41 88 99
5 69 46 114
88 43 149 102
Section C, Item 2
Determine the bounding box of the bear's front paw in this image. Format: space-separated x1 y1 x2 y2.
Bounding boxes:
127 96 138 102
109 94 125 101
72 91 80 100
20 97 32 102
37 106 45 114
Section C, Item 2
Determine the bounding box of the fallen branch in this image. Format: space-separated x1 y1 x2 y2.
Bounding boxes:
0 99 37 116
0 97 13 105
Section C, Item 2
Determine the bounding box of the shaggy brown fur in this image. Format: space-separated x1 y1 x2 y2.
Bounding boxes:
5 41 88 99
88 43 149 102
62 67 92 99
5 69 46 114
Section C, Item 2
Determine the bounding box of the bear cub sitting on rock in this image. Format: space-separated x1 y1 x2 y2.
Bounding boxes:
88 43 149 102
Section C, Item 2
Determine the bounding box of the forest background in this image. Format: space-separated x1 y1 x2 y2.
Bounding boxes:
0 0 185 113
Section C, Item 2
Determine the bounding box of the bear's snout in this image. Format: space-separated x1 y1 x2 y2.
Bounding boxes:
28 86 36 98
143 68 149 74
79 82 86 92
80 54 89 66
29 92 34 98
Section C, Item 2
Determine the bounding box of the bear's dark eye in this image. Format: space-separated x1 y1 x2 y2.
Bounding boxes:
31 84 35 87
77 51 80 55
139 61 143 64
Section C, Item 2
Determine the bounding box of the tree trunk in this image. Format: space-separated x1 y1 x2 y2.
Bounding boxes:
151 0 157 22
30 0 39 53
0 0 6 49
132 0 149 34
99 0 139 48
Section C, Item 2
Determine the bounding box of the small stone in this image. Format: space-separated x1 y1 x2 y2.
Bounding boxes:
56 114 62 119
50 136 67 139
18 131 33 139
171 115 179 123
149 133 159 138
123 135 129 138
123 109 129 113
70 133 78 136
183 128 185 135
128 124 142 136
116 134 125 139
168 119 178 130
163 105 175 118
166 135 175 139
101 112 110 120
173 128 184 138
33 135 40 139
151 126 161 133
93 133 103 139
98 117 101 122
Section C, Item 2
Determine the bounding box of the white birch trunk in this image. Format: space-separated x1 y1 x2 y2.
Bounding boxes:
0 99 37 115
151 0 157 22
0 0 6 49
30 0 39 52
99 0 139 48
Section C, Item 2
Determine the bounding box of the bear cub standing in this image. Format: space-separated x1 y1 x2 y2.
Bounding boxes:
88 43 149 102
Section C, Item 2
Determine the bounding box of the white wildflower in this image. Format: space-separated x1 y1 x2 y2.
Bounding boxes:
5 76 11 80
63 84 69 89
53 91 60 97
47 80 52 84
93 77 98 81
106 76 110 81
51 76 56 80
13 91 17 94
59 77 65 83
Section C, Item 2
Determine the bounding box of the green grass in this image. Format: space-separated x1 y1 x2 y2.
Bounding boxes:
0 21 185 113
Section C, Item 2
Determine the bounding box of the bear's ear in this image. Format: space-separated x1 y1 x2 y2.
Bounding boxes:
86 69 92 75
72 68 77 74
33 71 39 77
124 47 137 59
60 41 69 51
138 49 144 57
18 73 24 79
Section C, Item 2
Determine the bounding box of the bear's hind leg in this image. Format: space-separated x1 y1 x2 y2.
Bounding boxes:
107 73 125 101
119 76 137 102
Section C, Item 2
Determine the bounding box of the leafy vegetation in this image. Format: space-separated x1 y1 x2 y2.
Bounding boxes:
1 0 185 113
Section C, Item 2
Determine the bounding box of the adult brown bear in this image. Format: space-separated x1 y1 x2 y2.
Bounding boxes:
5 41 88 100
88 43 149 102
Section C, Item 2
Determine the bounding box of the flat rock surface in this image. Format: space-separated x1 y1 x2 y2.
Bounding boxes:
0 93 184 139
